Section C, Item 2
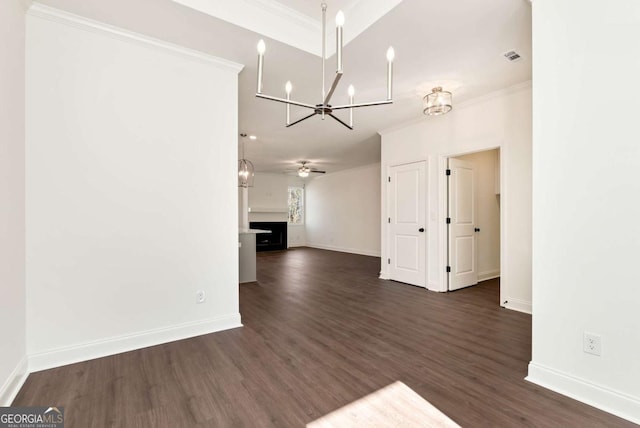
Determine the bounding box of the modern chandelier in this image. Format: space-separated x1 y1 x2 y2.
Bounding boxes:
255 3 395 130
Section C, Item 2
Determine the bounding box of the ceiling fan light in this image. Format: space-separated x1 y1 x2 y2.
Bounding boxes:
423 86 452 116
297 165 311 178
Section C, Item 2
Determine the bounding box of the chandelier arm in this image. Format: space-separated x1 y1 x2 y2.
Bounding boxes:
286 112 318 128
332 100 393 110
321 3 327 102
328 113 354 130
323 72 343 106
256 93 316 109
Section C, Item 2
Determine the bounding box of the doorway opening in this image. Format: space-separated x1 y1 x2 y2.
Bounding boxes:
446 148 501 298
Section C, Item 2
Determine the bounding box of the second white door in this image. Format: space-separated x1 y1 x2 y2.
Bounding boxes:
448 158 478 290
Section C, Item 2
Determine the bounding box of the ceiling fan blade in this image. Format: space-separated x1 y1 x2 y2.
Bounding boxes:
310 169 326 174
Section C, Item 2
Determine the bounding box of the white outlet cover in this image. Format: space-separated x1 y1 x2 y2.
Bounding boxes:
196 290 206 303
583 332 602 356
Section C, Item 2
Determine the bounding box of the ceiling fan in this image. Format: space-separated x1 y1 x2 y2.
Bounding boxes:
291 161 326 178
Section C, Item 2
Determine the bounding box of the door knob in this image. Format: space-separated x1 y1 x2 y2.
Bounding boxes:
474 228 480 232
419 228 425 232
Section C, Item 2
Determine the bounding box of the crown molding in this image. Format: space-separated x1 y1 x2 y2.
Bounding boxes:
171 0 403 58
20 0 33 12
172 0 321 56
27 3 244 73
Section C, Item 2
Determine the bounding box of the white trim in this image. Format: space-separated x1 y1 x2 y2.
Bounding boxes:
527 362 640 424
306 243 380 258
502 298 531 314
28 314 242 372
171 0 400 57
427 281 445 292
314 162 381 180
0 356 29 406
27 4 244 73
478 270 500 281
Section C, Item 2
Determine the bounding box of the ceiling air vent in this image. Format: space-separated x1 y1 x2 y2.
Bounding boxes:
503 50 522 62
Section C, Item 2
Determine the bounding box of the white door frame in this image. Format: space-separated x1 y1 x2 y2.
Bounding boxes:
385 160 428 288
438 145 506 306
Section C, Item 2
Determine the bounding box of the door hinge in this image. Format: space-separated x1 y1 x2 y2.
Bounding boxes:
388 217 391 223
446 169 451 176
388 176 391 182
388 258 391 264
446 217 451 224
446 266 451 273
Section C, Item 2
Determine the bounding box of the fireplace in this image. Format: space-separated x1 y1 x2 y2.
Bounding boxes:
250 221 287 252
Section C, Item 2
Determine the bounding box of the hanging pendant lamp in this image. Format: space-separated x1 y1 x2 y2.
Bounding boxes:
238 134 254 188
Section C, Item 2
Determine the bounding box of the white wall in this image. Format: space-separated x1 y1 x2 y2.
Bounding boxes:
455 149 500 281
248 173 306 247
25 7 243 371
381 83 531 313
0 0 28 406
528 1 640 423
306 164 381 257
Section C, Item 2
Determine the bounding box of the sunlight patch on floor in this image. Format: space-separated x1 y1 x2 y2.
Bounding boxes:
307 381 460 427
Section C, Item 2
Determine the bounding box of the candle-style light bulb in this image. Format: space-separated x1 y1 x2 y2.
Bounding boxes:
348 84 355 128
256 40 266 94
285 81 292 125
386 46 395 62
336 11 344 73
386 47 394 100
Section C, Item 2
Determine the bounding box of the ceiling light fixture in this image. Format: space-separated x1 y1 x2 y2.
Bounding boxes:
238 133 255 188
423 87 453 116
255 3 395 130
298 166 310 178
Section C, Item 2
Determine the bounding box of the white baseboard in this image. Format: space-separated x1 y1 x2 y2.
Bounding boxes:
0 356 29 406
527 362 640 424
502 297 531 314
427 281 447 292
306 243 381 257
478 269 500 281
288 243 306 248
29 313 242 372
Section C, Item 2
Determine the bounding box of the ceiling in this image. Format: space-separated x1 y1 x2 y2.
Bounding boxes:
34 0 532 176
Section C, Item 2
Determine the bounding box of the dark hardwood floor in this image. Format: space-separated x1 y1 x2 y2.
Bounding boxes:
14 248 634 427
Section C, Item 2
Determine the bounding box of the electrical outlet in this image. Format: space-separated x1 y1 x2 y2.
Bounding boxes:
196 290 206 304
583 332 601 356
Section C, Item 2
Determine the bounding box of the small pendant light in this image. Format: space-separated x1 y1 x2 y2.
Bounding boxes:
238 134 254 188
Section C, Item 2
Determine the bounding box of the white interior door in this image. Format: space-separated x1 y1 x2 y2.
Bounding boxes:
388 161 426 287
448 158 478 290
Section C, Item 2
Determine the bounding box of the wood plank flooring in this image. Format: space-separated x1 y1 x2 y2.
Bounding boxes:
14 248 634 427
